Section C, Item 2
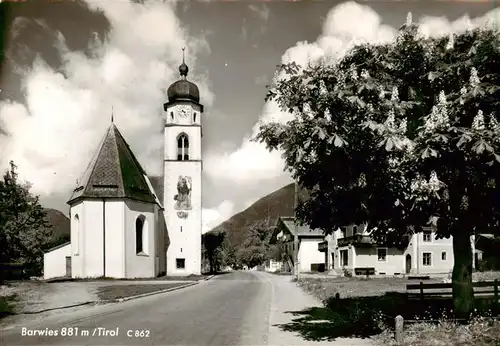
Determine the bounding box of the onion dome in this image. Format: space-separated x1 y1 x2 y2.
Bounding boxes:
167 48 200 103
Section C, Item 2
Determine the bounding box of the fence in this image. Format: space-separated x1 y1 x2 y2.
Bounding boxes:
393 280 500 342
406 280 499 301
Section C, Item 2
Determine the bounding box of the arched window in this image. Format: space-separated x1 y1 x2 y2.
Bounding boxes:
170 112 174 120
136 217 144 254
193 112 197 122
177 133 189 161
72 214 80 255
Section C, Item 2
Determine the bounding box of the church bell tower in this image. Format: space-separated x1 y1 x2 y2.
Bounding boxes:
163 49 203 275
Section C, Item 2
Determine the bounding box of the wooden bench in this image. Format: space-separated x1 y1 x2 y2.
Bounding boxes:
354 267 375 276
407 280 500 301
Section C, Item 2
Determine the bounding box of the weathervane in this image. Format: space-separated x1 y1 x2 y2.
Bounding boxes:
111 106 114 123
182 47 185 64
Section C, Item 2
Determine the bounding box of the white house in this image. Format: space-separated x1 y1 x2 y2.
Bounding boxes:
319 224 478 276
264 259 283 272
270 217 326 273
43 57 204 279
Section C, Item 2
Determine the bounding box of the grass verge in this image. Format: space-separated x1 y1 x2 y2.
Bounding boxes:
95 283 193 301
293 276 500 345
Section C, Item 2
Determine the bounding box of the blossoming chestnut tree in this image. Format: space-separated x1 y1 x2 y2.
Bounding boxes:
255 15 500 318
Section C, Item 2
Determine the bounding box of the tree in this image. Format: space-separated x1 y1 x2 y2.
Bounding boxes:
0 161 52 277
255 16 500 318
202 231 225 274
236 219 274 268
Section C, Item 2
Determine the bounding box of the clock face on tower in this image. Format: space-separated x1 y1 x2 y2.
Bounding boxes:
178 106 192 118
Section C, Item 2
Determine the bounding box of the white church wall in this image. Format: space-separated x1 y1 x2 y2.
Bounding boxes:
104 200 126 278
154 204 167 276
164 161 202 276
69 202 84 278
124 200 156 278
81 200 105 278
43 243 71 279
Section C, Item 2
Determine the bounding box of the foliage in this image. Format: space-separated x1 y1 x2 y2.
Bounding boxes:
374 316 500 346
0 295 16 318
202 231 234 274
255 16 500 317
0 161 52 277
342 268 353 277
236 219 275 268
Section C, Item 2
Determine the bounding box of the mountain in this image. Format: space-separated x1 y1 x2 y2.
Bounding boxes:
208 183 309 248
44 208 70 247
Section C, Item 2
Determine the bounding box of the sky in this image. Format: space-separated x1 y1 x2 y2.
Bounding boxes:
0 0 499 233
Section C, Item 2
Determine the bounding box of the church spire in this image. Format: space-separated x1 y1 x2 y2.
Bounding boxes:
179 47 189 79
111 106 114 123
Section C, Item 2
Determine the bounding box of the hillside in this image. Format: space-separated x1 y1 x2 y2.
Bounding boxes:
44 208 70 247
208 183 309 248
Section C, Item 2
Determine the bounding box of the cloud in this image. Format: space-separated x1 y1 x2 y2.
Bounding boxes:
0 0 214 197
241 18 248 41
241 4 270 41
248 4 270 24
202 200 234 233
204 1 500 192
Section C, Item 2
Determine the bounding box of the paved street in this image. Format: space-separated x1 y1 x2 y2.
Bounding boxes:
0 271 373 345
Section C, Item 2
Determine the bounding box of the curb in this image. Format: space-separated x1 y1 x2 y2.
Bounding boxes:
19 301 96 315
202 275 215 281
106 281 198 303
12 282 199 315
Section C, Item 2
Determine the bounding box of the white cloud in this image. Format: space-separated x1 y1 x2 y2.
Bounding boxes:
202 200 234 233
248 4 270 23
0 0 214 196
204 1 500 192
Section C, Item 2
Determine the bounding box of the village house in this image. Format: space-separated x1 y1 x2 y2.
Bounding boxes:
319 223 479 276
269 216 325 273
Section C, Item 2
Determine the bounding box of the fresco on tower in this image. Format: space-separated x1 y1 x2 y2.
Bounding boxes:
174 175 192 213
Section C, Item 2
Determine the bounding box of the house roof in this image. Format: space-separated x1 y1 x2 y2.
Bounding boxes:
276 216 324 238
68 123 157 205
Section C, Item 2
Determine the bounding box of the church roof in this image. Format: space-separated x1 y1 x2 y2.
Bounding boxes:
68 123 157 205
147 176 164 203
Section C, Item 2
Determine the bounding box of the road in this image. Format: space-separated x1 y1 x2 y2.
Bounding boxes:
0 271 373 346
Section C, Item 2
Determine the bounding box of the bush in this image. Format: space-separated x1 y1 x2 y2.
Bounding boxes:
342 267 352 277
0 295 16 318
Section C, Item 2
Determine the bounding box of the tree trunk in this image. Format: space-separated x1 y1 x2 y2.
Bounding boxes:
208 256 215 275
452 231 474 319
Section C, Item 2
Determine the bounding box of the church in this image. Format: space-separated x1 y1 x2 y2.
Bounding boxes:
43 56 203 278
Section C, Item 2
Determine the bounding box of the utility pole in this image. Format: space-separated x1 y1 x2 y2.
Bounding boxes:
294 180 300 280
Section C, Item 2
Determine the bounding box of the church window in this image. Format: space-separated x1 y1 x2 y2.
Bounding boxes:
136 216 145 254
170 112 174 120
193 112 197 122
180 226 183 232
176 258 185 269
177 133 189 161
181 248 183 253
72 214 79 255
